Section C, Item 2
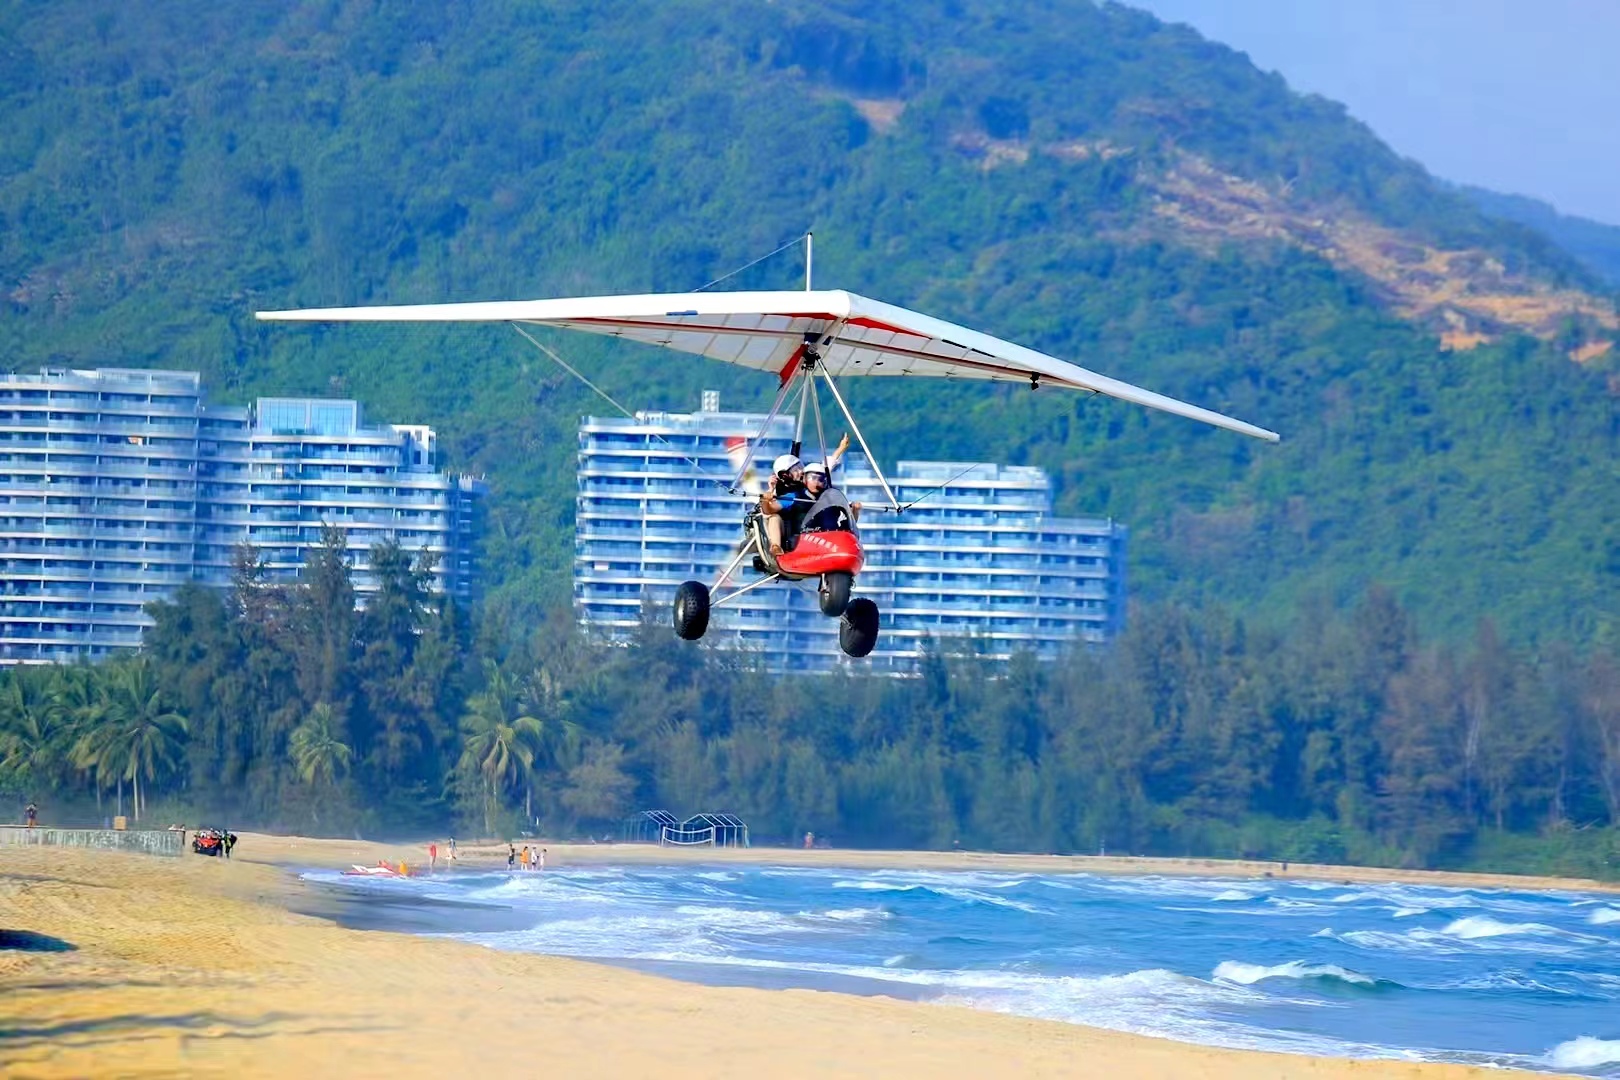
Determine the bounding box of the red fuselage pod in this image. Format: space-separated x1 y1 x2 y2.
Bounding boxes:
776 530 864 579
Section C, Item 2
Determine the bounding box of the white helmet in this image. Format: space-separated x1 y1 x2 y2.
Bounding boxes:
803 461 829 478
772 453 801 475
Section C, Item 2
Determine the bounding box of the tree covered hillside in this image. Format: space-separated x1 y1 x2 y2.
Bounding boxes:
1 0 1616 644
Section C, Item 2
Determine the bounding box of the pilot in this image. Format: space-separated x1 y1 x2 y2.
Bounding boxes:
761 453 807 556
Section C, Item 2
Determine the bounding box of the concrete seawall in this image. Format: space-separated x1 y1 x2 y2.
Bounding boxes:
0 825 184 857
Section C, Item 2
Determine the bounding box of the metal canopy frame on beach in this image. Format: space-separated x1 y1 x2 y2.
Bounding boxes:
661 812 750 849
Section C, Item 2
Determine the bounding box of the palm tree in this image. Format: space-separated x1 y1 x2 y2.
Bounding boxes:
51 664 110 812
457 659 544 835
289 702 353 786
521 664 584 824
79 658 188 823
0 666 68 791
288 702 352 827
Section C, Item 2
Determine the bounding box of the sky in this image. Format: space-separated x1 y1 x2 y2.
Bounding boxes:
1132 0 1620 226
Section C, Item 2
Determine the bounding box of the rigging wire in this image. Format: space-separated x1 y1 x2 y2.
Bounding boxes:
693 234 810 293
511 324 727 486
866 462 987 514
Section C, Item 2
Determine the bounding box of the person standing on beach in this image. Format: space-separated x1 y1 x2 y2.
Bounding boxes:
507 843 516 871
538 848 546 871
428 842 438 872
448 837 457 862
520 845 530 871
25 801 37 828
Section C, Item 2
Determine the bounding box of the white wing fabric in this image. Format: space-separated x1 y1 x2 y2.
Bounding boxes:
257 289 1280 442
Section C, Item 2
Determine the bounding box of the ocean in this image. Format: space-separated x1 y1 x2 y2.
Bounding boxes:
298 862 1620 1075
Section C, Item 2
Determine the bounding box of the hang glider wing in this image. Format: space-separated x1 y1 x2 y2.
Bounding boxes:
256 289 1280 442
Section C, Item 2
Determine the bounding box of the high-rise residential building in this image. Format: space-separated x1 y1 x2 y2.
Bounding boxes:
574 394 1126 671
574 395 799 643
0 367 483 665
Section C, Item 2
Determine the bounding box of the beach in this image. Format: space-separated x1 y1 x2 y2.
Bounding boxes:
1 835 1598 1078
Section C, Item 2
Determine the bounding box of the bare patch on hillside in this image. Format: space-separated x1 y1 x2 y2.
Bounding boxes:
1573 340 1615 363
851 97 905 133
1048 140 1132 162
1147 155 1618 357
816 92 906 135
949 131 1030 170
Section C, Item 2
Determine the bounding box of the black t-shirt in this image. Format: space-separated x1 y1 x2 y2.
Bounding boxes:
775 479 813 530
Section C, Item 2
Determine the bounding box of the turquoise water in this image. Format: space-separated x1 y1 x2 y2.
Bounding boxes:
302 864 1620 1074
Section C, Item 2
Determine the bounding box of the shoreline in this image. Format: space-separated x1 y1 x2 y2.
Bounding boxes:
0 842 1584 1078
236 830 1620 895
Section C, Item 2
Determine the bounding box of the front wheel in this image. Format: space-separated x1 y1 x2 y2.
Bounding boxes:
839 597 879 658
673 580 711 640
818 571 853 617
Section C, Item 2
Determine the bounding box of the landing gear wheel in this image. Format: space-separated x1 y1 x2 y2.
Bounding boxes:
673 580 710 640
818 571 853 617
839 597 879 658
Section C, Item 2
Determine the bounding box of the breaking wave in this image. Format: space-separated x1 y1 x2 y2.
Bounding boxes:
1546 1036 1620 1070
1441 915 1557 940
1212 960 1386 989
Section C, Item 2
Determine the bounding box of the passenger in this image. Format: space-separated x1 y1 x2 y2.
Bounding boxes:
802 459 861 525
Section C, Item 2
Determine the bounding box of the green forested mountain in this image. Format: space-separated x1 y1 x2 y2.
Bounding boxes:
2 0 1617 645
1463 185 1620 287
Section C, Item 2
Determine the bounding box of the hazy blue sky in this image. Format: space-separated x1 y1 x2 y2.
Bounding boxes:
1133 0 1620 225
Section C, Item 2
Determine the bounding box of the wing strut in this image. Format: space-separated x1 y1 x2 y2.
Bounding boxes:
814 356 900 511
728 366 799 494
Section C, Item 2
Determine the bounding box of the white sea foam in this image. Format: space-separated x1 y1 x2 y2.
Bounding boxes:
933 886 1046 914
1212 960 1377 987
814 907 890 923
1545 1036 1620 1070
1449 971 1577 996
1389 907 1425 918
1441 916 1555 940
833 879 918 892
1212 889 1256 902
672 905 804 931
1587 906 1620 926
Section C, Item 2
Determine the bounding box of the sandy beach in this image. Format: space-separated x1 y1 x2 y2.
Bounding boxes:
0 836 1594 1078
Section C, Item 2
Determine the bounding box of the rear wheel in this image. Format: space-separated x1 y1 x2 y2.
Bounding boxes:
839 597 879 658
818 571 853 617
673 580 710 640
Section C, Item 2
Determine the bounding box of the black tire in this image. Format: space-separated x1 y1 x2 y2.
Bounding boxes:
819 571 853 617
673 580 711 640
839 597 879 658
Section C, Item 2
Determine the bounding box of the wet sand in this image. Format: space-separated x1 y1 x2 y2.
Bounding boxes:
239 830 1620 896
0 839 1584 1078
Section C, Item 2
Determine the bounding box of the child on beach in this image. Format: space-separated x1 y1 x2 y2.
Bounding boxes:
507 844 516 871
